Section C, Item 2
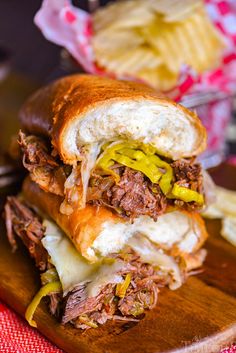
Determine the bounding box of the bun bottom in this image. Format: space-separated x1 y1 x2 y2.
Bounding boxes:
23 177 208 263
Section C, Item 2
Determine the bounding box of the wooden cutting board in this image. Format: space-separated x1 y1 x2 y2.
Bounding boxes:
0 164 236 353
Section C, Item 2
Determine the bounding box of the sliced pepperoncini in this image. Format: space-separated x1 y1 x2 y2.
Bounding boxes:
78 314 98 328
116 273 131 298
149 155 173 194
96 141 204 205
112 153 163 184
25 281 62 328
170 183 204 205
96 141 170 187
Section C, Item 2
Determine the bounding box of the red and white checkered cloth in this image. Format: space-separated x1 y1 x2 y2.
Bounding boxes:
34 0 236 100
0 300 235 353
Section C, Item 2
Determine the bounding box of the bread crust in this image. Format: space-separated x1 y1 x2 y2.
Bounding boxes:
19 74 206 164
22 176 120 261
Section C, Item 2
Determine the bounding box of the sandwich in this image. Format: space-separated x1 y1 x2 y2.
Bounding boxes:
4 74 209 330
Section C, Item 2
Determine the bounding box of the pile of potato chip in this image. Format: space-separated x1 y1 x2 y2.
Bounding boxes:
203 186 236 247
92 0 225 91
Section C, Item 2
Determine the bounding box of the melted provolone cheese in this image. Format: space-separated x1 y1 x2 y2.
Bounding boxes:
42 220 98 294
80 143 101 208
86 260 124 298
42 220 124 297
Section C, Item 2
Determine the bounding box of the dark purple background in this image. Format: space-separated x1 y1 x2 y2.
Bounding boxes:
0 0 110 83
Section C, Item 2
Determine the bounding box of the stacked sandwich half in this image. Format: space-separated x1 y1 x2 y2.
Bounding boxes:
5 75 209 329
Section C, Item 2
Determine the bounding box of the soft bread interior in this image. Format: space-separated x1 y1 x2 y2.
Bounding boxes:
62 100 204 161
89 211 207 259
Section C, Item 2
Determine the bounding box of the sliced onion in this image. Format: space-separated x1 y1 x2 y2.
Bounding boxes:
80 143 101 208
61 143 101 214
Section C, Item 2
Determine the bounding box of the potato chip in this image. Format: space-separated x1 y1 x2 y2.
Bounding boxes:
92 0 155 32
221 216 236 247
92 0 225 91
148 0 203 22
138 65 178 91
202 186 236 247
143 8 225 75
202 205 224 219
182 9 225 72
203 186 236 219
96 46 162 76
92 29 143 53
215 187 236 217
141 20 182 74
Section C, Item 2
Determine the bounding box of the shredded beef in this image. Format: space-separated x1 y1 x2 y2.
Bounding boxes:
18 130 58 169
48 293 62 316
109 169 167 221
4 197 61 313
171 159 203 211
62 250 170 328
88 168 167 220
18 131 70 196
4 196 48 271
62 284 110 325
18 132 204 220
88 158 203 220
171 159 203 192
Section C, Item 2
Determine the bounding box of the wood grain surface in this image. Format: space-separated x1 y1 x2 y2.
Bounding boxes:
0 164 235 353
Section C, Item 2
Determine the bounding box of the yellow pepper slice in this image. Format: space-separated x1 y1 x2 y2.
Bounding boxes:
25 281 62 328
98 141 173 194
78 314 98 328
97 142 168 185
116 273 131 298
97 142 136 182
96 157 119 182
96 141 204 204
170 183 204 205
112 153 163 184
149 155 173 194
118 148 146 161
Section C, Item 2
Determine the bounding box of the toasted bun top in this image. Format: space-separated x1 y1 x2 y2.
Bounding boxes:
23 177 208 263
20 74 206 164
